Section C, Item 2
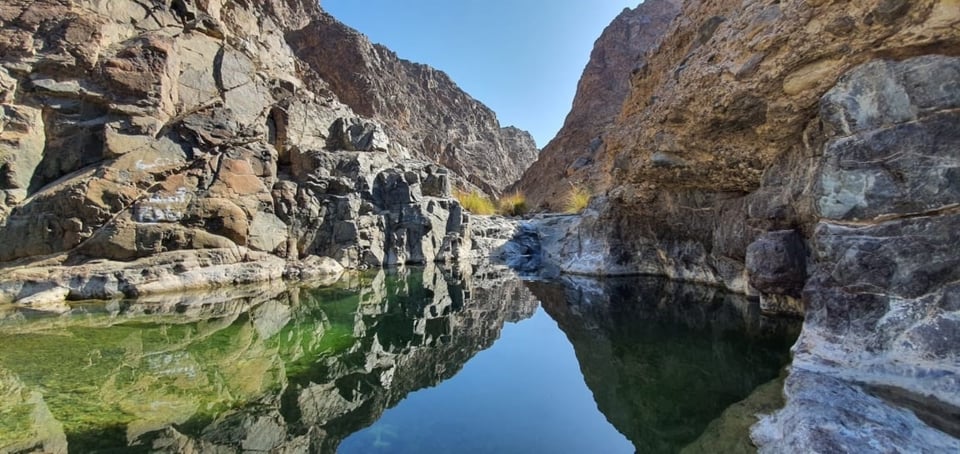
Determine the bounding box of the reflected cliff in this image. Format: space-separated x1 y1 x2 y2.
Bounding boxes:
527 276 801 454
0 264 538 453
0 268 800 453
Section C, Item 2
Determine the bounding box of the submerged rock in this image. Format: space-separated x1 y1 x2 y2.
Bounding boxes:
0 264 539 452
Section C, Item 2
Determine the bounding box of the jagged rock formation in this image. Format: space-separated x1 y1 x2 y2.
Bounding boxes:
513 0 681 208
0 0 534 304
513 0 960 451
288 13 539 196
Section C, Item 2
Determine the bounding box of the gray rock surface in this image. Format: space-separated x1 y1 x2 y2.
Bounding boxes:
752 371 960 453
509 51 960 452
754 57 960 449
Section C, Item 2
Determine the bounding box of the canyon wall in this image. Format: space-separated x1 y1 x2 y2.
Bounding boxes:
513 0 681 208
288 13 539 196
517 0 960 451
0 0 535 303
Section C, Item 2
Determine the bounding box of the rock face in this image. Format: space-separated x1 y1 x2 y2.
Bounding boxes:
288 13 540 195
757 56 960 452
0 0 533 301
513 0 682 208
513 0 960 451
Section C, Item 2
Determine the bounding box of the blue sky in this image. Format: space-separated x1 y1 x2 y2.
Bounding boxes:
323 0 641 148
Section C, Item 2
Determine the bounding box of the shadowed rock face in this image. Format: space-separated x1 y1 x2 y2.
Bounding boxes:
0 264 539 453
0 0 535 303
288 13 539 196
526 275 798 454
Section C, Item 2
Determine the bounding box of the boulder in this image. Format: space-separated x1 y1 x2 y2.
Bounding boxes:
99 34 180 130
283 255 344 283
328 117 389 152
188 198 249 246
248 212 287 253
14 286 70 313
745 230 807 297
0 104 44 216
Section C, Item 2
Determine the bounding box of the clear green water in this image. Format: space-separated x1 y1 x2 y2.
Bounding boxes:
0 267 798 453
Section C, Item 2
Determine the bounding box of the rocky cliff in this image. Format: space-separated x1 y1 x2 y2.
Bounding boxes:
513 0 681 208
288 12 539 196
514 0 960 451
0 0 535 304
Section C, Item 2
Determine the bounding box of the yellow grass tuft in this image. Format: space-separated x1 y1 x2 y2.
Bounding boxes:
454 189 496 215
563 185 591 214
497 191 528 217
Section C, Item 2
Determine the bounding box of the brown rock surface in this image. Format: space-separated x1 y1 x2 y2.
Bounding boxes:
522 1 960 208
0 0 535 296
604 0 960 195
288 13 540 195
514 0 682 208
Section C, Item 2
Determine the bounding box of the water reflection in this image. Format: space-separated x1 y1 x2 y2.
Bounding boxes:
0 268 799 453
527 276 800 454
0 264 537 453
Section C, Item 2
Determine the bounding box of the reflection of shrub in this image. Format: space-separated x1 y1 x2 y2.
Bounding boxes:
454 189 496 215
498 192 527 217
564 185 591 214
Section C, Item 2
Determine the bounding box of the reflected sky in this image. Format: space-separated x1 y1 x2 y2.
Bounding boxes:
340 307 634 454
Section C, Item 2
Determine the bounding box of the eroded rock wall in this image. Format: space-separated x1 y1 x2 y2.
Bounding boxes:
515 0 960 451
513 0 681 208
288 13 540 196
0 0 533 302
751 56 960 452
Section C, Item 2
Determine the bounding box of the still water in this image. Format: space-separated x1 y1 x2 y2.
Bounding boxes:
0 265 798 453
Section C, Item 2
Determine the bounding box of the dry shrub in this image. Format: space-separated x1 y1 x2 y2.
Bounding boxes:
497 191 527 216
454 189 496 215
563 185 591 214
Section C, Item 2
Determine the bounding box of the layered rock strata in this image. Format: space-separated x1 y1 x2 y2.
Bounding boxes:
513 0 960 451
0 0 533 304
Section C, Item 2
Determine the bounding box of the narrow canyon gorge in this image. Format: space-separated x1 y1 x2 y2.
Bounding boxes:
1 0 957 452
